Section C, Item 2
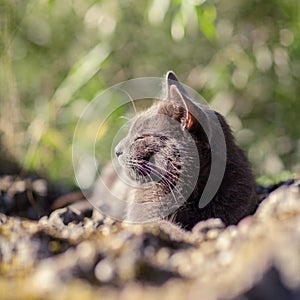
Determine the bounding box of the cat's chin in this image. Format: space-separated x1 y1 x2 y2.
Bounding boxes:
126 168 176 186
125 168 152 184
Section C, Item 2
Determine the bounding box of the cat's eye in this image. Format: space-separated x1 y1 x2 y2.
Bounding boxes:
134 136 145 142
134 134 168 142
134 134 151 141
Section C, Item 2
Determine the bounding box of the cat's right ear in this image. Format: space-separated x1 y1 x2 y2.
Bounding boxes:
169 85 188 112
169 85 194 130
164 71 213 138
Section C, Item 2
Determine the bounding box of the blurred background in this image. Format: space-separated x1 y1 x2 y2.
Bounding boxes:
0 0 299 187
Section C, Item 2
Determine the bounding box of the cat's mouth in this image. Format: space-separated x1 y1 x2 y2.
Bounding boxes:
125 157 162 184
132 160 152 178
125 155 181 190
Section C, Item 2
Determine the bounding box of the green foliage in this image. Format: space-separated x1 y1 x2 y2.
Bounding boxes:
0 0 299 185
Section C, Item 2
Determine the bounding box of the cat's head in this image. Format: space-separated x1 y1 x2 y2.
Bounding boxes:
114 71 204 194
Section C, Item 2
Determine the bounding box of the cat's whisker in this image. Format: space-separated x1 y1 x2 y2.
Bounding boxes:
126 161 152 184
142 165 183 209
142 164 186 207
127 158 184 188
164 179 185 210
128 159 173 185
125 159 187 218
132 160 174 182
146 161 183 184
126 157 189 209
151 168 181 187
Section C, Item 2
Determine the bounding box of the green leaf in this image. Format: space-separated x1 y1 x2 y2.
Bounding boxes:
195 4 216 40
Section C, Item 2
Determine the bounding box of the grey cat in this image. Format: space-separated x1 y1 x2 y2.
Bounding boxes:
92 71 257 230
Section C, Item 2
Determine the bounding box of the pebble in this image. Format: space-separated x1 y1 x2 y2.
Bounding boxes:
95 259 115 282
206 228 220 240
215 234 231 251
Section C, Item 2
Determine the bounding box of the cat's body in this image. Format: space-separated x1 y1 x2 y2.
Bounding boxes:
92 71 257 230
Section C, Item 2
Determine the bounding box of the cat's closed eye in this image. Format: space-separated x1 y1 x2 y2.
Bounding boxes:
134 136 146 142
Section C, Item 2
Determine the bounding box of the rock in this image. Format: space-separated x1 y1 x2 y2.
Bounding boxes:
48 207 85 227
0 174 70 220
0 178 299 300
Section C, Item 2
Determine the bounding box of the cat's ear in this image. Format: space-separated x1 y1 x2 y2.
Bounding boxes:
166 70 179 85
164 71 214 140
165 71 188 98
165 71 201 131
169 85 194 130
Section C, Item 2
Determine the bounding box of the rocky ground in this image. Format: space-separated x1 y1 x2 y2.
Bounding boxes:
0 175 299 300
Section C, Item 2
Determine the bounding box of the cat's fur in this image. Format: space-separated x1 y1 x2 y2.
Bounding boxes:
92 71 257 230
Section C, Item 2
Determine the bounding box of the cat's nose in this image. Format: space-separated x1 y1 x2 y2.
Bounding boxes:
115 148 123 157
115 140 124 157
